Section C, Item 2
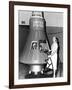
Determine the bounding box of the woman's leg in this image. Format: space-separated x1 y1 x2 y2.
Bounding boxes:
53 69 56 78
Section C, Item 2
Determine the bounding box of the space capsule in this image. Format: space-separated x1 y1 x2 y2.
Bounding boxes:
20 11 50 75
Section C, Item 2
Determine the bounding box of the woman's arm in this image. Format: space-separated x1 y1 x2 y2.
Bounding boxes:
51 50 57 56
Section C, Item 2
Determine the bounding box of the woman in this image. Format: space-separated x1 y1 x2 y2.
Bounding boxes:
51 36 58 77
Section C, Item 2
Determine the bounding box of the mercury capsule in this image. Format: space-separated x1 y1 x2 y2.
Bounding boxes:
20 11 50 75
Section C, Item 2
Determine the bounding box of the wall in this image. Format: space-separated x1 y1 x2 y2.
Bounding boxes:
0 0 72 90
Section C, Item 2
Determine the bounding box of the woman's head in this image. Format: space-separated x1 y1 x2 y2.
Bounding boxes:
53 36 57 42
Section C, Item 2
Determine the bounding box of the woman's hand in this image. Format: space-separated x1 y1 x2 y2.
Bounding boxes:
48 55 51 58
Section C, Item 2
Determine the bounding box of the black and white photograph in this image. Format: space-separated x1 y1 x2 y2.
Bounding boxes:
19 10 63 79
9 1 70 88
